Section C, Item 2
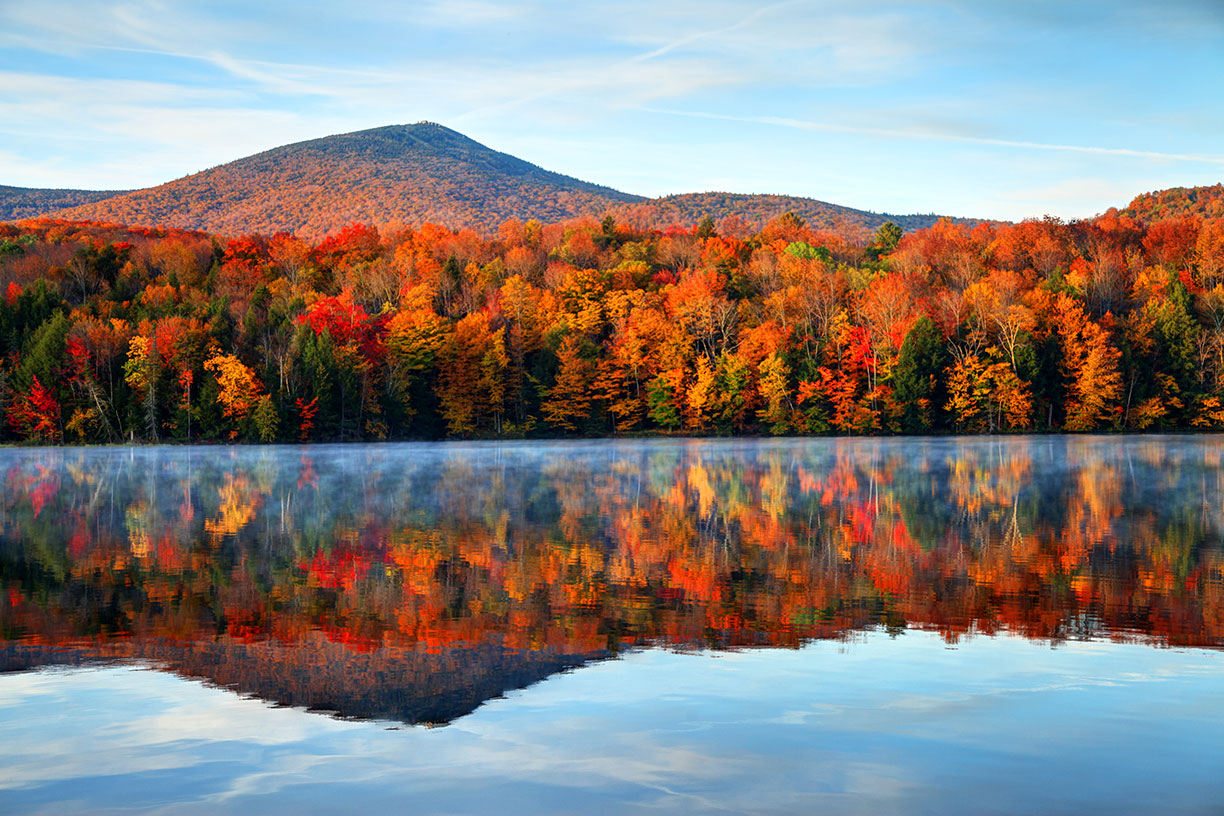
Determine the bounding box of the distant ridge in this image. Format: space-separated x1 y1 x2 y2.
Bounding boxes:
614 191 963 235
9 122 974 236
0 184 128 221
1120 183 1224 222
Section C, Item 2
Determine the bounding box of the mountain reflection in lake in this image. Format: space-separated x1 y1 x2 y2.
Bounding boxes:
1 437 1222 814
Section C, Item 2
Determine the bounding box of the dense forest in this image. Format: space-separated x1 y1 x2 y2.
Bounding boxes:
2 204 1224 444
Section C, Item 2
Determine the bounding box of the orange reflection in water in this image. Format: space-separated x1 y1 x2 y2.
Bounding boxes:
4 438 1222 648
0 438 1221 722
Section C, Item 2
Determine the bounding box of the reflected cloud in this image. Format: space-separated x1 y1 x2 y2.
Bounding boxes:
0 635 1220 814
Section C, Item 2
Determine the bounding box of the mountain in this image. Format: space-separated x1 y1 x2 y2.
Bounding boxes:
12 122 972 237
1121 183 1224 222
48 123 646 237
613 191 958 235
0 185 127 221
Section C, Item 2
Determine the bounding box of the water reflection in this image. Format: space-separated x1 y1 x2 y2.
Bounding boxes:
1 437 1222 723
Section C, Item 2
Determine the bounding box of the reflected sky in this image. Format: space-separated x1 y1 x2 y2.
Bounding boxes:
1 631 1220 815
1 436 1223 813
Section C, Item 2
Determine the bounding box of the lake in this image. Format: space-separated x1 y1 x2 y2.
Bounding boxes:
0 436 1221 814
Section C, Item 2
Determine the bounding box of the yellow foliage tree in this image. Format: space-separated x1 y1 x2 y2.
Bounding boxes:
436 312 508 436
945 350 1032 432
542 334 595 432
1057 295 1123 431
756 352 793 435
685 356 718 432
385 306 446 421
204 352 263 437
124 335 160 439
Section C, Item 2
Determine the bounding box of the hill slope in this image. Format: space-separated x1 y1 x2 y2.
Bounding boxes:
50 123 645 237
0 185 127 221
1121 183 1224 221
613 191 960 235
19 122 979 236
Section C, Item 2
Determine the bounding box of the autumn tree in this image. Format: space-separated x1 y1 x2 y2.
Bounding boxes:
756 352 794 434
384 305 446 429
945 351 1032 432
7 375 61 442
542 334 596 432
124 335 161 439
963 269 1037 372
1057 295 1123 431
204 352 264 438
436 312 508 436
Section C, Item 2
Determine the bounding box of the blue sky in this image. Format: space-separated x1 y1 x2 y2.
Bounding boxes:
1 0 1221 220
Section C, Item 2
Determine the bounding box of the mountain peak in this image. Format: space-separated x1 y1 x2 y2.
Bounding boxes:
10 123 971 237
45 123 643 236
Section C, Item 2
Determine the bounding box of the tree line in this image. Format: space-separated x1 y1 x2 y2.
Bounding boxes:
2 207 1224 443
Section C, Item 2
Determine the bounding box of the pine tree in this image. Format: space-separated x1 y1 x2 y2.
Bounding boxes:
892 316 946 432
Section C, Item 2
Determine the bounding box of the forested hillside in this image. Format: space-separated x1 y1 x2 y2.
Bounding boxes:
0 185 126 221
2 123 971 238
1122 184 1224 222
2 207 1223 444
48 123 645 237
613 192 958 237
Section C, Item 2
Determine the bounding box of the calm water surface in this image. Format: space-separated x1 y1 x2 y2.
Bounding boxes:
0 436 1221 814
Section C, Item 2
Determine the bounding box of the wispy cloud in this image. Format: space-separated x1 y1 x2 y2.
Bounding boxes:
628 0 807 62
0 1 1218 219
998 177 1147 209
418 0 531 26
639 107 1224 166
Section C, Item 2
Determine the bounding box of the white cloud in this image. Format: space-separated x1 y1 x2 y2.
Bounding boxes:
0 0 1218 217
997 177 1140 213
638 107 1224 166
419 0 531 26
0 74 355 188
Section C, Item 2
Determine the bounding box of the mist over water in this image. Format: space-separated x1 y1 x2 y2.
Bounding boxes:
1 436 1221 813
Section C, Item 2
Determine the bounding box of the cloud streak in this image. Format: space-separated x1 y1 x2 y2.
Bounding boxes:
0 1 1219 220
628 0 807 63
639 107 1224 166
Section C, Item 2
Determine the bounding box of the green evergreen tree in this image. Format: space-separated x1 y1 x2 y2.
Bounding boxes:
1153 273 1199 397
873 221 903 254
17 313 69 390
647 374 682 430
892 316 947 432
253 395 280 442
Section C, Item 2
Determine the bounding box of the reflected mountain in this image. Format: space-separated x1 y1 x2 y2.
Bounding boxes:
1 438 1221 725
0 639 604 725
